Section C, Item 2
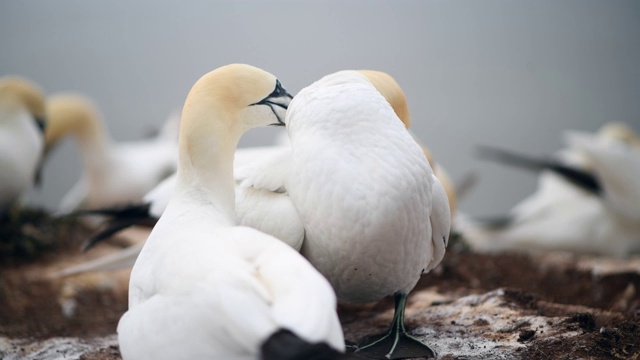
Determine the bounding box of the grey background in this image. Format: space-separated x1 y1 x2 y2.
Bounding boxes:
2 0 639 216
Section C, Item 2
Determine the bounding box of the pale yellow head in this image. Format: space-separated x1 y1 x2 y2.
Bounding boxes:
358 70 411 129
179 64 292 167
598 122 640 149
0 76 46 121
45 94 102 149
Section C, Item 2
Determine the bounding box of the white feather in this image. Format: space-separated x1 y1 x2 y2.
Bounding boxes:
0 99 43 214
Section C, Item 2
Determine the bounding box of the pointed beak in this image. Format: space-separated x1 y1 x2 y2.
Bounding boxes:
250 79 294 127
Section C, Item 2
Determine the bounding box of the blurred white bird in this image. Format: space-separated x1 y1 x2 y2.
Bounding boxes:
44 94 178 213
285 70 450 359
0 76 47 216
460 123 640 258
118 64 345 360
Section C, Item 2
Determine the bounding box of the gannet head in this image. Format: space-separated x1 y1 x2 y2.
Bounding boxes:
597 122 640 149
358 70 411 129
0 76 46 130
181 63 291 136
357 70 456 214
180 64 292 164
44 94 102 150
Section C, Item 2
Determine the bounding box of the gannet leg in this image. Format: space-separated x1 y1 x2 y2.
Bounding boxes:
355 293 436 359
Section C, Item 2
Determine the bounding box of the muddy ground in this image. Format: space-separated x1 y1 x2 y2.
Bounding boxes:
0 210 638 359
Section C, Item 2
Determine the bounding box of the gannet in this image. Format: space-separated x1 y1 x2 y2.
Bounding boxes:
0 76 46 216
117 64 344 360
461 123 640 258
57 71 455 291
286 70 450 359
44 94 178 213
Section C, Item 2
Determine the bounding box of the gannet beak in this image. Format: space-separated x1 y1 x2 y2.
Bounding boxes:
251 79 293 127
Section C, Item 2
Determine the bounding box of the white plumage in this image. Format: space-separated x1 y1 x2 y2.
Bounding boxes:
57 71 454 300
285 70 450 358
44 94 178 213
0 76 46 216
117 64 344 360
286 70 450 301
460 123 640 258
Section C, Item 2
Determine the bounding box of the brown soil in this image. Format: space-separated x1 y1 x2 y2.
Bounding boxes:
1 209 639 359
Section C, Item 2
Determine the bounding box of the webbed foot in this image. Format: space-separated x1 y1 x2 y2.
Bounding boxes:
355 293 436 359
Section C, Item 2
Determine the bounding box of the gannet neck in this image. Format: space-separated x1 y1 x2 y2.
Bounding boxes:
175 104 239 225
358 70 411 128
0 76 46 120
171 64 292 225
46 94 111 170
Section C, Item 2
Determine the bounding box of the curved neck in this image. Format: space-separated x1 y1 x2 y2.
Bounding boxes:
71 113 112 172
173 106 239 225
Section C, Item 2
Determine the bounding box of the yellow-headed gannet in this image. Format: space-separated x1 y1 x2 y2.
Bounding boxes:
117 64 345 360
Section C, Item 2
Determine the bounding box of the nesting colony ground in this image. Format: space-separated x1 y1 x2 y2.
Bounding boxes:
0 210 639 359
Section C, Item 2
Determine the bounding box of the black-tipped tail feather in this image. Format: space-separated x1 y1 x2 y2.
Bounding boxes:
477 145 602 196
67 203 157 251
261 330 364 360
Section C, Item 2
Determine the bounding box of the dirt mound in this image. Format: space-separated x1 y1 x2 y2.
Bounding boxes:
1 210 638 359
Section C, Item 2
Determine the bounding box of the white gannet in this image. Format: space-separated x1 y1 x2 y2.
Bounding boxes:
57 71 455 290
117 64 345 360
286 70 451 359
0 76 47 216
71 141 303 252
44 94 178 213
461 122 640 258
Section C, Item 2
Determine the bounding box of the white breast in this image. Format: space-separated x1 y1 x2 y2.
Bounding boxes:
286 80 437 303
119 202 344 360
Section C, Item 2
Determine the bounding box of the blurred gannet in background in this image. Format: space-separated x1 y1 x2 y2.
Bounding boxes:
0 76 47 216
118 64 345 360
284 70 450 359
460 123 640 258
44 94 178 213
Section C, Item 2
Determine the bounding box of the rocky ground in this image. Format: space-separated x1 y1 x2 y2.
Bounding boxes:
0 209 639 360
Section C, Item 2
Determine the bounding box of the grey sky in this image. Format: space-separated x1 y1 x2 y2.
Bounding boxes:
2 0 639 215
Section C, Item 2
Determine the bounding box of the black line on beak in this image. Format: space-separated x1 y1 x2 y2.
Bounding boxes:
250 79 292 127
266 103 286 127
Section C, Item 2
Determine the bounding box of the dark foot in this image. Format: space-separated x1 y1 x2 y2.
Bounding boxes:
356 330 435 359
345 339 359 353
355 293 436 359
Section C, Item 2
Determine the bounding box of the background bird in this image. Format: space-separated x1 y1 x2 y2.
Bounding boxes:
459 122 640 258
44 94 178 214
0 76 47 217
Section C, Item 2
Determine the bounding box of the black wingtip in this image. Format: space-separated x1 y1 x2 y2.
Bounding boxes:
261 330 363 360
81 215 156 252
476 145 548 172
71 203 156 252
474 215 514 229
67 203 152 218
476 145 602 196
